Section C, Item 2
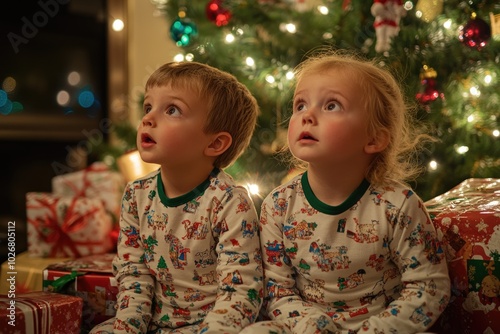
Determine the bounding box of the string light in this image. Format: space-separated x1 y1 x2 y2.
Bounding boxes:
429 160 438 171
173 53 185 62
225 33 235 43
245 57 255 67
112 19 124 32
455 145 469 154
317 6 328 15
246 183 260 196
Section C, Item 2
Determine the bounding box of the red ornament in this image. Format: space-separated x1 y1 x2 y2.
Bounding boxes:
416 66 442 105
459 15 491 49
206 0 231 27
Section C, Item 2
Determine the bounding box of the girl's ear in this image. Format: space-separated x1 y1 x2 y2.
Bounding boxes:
205 132 232 157
365 129 390 154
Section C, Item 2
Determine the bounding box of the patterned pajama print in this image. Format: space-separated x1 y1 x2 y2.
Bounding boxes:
244 172 450 334
90 169 263 334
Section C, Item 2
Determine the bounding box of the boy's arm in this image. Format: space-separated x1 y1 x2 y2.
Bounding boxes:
112 183 155 334
359 195 451 333
259 197 340 333
199 187 264 333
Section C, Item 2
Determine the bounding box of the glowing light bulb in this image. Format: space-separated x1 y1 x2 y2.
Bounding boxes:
266 75 275 84
443 19 452 29
493 129 499 137
225 33 235 43
112 19 124 32
246 183 260 196
285 23 296 33
246 57 255 67
469 86 480 97
286 71 294 80
56 90 70 106
429 160 438 170
484 74 492 84
68 71 80 86
318 6 328 15
173 53 184 62
456 146 469 154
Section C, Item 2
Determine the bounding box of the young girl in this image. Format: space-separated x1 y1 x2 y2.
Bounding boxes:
247 49 450 333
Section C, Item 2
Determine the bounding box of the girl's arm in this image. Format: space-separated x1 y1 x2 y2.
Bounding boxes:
359 194 451 333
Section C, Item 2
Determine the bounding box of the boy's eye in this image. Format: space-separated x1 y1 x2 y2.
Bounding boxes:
144 105 151 114
166 106 181 116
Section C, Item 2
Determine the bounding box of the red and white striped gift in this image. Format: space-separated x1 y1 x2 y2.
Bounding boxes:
0 291 82 334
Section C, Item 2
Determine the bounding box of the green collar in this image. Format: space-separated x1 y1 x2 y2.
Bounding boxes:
301 172 370 215
157 168 220 207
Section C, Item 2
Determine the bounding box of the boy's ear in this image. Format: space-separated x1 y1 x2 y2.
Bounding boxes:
365 129 390 154
205 132 232 157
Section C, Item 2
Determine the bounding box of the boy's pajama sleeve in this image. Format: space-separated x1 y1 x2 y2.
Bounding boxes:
112 182 155 334
199 187 264 333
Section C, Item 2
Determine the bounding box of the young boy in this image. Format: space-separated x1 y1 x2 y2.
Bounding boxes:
90 61 263 334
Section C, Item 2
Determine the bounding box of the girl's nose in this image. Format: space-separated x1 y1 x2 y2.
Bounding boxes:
302 108 316 124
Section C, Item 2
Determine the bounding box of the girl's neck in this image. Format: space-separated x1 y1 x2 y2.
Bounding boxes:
306 164 367 207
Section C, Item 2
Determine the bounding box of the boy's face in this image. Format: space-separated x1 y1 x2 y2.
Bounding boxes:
288 69 373 170
137 84 213 168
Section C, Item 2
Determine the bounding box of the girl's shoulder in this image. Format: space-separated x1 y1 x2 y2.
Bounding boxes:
368 181 423 208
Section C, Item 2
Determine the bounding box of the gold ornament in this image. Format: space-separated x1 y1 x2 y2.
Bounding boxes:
415 0 444 23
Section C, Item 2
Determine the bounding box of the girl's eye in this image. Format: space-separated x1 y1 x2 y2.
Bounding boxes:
143 105 152 114
293 100 306 113
326 101 341 112
166 105 181 116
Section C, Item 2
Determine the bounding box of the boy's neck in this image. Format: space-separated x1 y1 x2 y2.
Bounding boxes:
160 164 216 199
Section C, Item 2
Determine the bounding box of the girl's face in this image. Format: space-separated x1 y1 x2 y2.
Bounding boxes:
137 84 213 168
288 69 374 169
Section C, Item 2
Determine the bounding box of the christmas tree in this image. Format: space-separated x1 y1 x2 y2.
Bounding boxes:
134 0 499 202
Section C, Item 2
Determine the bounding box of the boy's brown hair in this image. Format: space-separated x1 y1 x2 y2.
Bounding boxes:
146 61 259 169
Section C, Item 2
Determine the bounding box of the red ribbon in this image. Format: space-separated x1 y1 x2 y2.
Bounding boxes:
27 195 104 257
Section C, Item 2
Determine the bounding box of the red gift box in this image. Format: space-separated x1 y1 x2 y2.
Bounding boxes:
42 253 118 331
26 192 113 258
0 291 82 334
52 161 125 221
425 178 500 334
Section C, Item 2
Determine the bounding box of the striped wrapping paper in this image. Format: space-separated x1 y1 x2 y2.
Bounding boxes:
0 291 82 334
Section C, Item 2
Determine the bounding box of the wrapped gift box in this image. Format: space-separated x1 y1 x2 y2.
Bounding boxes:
27 192 113 258
0 251 72 294
52 161 125 220
425 178 500 334
43 253 118 331
0 291 82 334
